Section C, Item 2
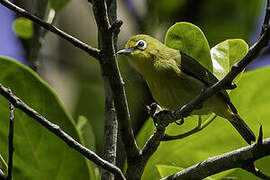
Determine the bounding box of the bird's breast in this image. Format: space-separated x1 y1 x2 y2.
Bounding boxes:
145 70 204 110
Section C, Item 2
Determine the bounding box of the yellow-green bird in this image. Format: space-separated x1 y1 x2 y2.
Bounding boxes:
118 34 256 144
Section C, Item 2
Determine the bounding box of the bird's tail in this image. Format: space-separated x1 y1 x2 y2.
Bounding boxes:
229 114 256 145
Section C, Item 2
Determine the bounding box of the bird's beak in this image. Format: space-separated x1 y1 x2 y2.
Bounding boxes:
117 48 134 55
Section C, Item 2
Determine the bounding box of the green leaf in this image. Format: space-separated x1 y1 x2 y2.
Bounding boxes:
0 56 90 180
137 66 270 180
211 39 248 81
49 0 70 13
156 164 183 178
77 116 96 151
77 116 99 180
12 17 34 39
157 165 234 180
165 22 213 72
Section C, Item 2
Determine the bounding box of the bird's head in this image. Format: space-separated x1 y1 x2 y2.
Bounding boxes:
117 34 165 62
118 34 179 76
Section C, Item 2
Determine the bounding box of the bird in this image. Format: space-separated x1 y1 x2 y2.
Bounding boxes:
117 34 256 144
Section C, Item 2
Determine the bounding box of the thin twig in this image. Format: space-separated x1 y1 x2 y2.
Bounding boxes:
0 84 126 180
261 0 270 35
0 0 100 59
161 137 270 180
7 103 14 180
162 114 217 141
243 162 270 180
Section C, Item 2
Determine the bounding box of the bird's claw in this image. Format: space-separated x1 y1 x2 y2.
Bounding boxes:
153 110 170 127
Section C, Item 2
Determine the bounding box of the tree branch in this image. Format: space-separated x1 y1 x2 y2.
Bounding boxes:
100 1 120 180
7 103 14 180
0 0 100 59
162 114 217 141
101 79 118 180
261 0 270 35
0 84 126 180
161 126 270 180
92 0 140 163
244 162 270 180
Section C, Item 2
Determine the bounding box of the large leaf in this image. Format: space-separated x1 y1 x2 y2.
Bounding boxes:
211 39 248 81
137 66 270 180
77 116 99 180
0 56 90 180
156 164 234 180
165 22 213 72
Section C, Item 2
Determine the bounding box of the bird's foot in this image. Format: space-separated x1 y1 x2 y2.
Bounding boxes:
153 110 171 127
147 102 162 117
147 102 167 126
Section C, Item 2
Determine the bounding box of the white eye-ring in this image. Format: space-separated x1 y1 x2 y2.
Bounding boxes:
135 40 147 50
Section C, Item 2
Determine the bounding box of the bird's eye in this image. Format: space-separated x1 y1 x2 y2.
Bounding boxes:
135 40 147 50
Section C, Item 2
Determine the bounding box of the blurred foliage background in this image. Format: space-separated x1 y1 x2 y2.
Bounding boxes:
0 0 269 179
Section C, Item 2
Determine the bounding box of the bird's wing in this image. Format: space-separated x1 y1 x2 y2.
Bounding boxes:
174 52 237 113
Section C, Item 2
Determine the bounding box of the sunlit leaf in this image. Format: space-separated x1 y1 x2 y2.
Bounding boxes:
156 164 183 178
211 39 248 82
165 22 213 72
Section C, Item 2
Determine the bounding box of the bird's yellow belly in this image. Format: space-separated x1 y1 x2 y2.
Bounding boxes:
146 74 224 116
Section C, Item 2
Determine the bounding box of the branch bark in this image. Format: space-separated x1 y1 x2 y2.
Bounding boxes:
99 1 119 180
101 80 118 180
92 0 140 167
7 103 14 180
0 84 126 180
161 137 270 180
0 0 100 59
